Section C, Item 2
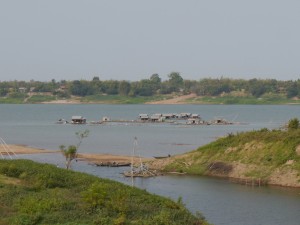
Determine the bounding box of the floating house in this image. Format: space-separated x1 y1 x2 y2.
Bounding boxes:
150 114 162 122
162 113 176 119
191 114 200 119
139 114 149 121
102 116 110 122
178 113 192 119
71 116 86 124
186 118 205 125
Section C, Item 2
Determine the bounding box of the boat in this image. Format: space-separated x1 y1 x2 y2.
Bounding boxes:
153 155 171 159
56 118 69 124
94 162 131 167
71 116 86 124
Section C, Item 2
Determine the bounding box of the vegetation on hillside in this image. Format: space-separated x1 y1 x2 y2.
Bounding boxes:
1 74 300 104
0 160 207 225
162 120 300 186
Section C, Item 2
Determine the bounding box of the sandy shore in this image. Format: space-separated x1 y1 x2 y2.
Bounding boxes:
146 93 197 104
0 145 59 155
1 145 150 164
41 99 82 104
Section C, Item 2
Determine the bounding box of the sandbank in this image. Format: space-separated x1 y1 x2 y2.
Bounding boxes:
1 145 150 164
146 93 197 104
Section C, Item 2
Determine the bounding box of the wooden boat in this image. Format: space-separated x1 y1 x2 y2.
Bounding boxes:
153 155 171 159
94 162 131 167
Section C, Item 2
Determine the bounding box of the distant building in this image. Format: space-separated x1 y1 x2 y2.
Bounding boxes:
139 114 149 121
18 87 26 93
71 116 86 124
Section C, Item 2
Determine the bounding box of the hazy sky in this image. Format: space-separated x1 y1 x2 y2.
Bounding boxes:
1 0 300 81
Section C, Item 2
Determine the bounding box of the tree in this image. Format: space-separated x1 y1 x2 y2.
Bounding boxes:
102 80 119 95
288 118 299 131
286 82 299 98
60 129 89 169
149 74 161 93
168 72 183 92
136 79 153 96
70 80 91 96
60 145 77 170
119 81 131 96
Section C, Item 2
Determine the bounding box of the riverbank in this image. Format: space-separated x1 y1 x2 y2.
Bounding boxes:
3 130 300 188
2 92 300 104
0 159 206 225
150 129 300 188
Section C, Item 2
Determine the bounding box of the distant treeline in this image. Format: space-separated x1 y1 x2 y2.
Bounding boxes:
1 72 300 98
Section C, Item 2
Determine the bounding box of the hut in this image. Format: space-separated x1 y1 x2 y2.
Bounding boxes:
139 114 149 121
187 118 200 125
162 113 176 119
150 114 162 122
71 116 86 124
102 116 110 122
191 114 200 119
178 113 192 119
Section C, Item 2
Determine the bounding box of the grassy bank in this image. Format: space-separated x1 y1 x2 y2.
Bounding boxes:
80 94 171 104
0 159 207 225
160 128 300 187
185 94 300 105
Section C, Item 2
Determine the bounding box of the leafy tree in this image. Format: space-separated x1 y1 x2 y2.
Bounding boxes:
168 72 183 92
248 79 266 97
0 88 8 96
136 79 153 96
288 118 299 130
60 145 77 170
150 73 161 84
60 129 89 169
102 80 119 95
286 82 299 98
119 81 131 96
70 80 95 96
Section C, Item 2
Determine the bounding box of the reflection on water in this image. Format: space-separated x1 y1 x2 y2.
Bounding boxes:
14 153 300 225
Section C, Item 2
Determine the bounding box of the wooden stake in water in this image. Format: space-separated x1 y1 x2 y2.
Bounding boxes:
0 137 17 159
131 137 138 187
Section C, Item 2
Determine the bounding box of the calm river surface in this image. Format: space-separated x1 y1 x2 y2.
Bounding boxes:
1 104 300 225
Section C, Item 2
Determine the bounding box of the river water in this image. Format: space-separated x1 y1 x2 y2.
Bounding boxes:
1 104 300 225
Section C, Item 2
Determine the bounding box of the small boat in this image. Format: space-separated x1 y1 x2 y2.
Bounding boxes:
94 162 131 167
56 119 69 124
153 155 171 159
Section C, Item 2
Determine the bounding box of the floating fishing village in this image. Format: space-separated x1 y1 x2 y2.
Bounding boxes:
56 112 238 126
56 112 241 178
